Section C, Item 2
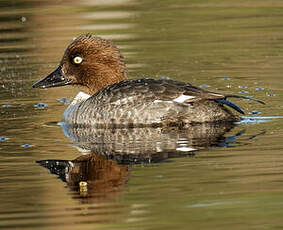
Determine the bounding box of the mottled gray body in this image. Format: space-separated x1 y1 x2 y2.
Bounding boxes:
63 78 239 127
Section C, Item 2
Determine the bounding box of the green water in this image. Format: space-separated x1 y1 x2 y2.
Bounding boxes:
0 0 283 229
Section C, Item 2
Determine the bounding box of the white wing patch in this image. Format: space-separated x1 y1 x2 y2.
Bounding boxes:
173 95 195 103
153 99 173 104
153 95 195 104
71 92 91 105
176 147 196 152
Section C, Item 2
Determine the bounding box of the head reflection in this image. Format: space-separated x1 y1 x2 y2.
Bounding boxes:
38 152 129 202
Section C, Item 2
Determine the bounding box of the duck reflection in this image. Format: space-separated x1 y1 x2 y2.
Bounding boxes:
37 153 129 202
37 122 249 202
60 122 236 160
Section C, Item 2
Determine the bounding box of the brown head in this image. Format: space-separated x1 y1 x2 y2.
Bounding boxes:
32 34 128 94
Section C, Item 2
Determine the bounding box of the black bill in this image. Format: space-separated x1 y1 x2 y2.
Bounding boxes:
32 66 72 89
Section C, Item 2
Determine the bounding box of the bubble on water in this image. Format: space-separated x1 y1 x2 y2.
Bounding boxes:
21 144 32 148
200 84 210 89
34 103 48 109
238 85 248 89
256 87 264 91
0 137 8 141
267 93 275 97
226 85 232 88
239 90 248 94
20 16 26 22
222 77 230 81
248 110 261 115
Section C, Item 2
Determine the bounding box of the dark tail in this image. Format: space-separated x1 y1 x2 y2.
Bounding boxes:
224 94 265 105
216 99 245 114
216 95 264 115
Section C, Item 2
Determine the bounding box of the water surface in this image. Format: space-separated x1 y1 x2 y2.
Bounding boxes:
1 0 283 229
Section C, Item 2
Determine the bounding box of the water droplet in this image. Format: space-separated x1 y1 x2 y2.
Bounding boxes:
248 110 261 115
20 16 26 22
21 144 32 148
34 103 48 109
239 90 248 94
200 84 210 89
58 98 72 105
238 85 248 89
2 104 11 108
160 76 171 80
0 137 8 141
256 87 264 91
222 77 230 81
156 175 164 178
267 93 275 97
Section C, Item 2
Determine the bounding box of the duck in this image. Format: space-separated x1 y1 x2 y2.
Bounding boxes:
32 34 264 128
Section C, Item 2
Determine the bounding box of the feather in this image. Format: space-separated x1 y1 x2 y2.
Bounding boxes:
216 99 245 114
224 94 265 104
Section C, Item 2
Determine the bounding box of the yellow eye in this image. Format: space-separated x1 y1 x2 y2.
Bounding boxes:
73 56 83 64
